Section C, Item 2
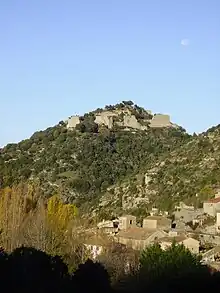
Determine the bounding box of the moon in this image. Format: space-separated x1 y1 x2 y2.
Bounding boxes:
181 39 190 46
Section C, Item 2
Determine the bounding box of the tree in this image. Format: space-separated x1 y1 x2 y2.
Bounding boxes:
122 100 134 106
74 259 111 293
47 195 78 232
135 243 209 293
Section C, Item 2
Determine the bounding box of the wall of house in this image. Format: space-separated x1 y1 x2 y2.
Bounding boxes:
183 238 199 254
119 216 137 230
143 219 157 229
119 238 146 250
215 203 220 213
144 231 167 246
160 238 199 254
119 235 156 251
130 239 145 250
203 202 216 217
118 237 133 248
118 230 166 251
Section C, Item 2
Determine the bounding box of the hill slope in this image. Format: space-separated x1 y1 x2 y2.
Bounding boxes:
1 101 219 216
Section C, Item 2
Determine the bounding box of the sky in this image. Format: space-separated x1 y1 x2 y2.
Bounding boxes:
0 0 219 146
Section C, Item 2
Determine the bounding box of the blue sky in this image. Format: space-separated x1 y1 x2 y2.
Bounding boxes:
0 0 219 146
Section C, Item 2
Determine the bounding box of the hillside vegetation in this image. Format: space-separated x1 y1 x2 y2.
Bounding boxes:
0 101 219 216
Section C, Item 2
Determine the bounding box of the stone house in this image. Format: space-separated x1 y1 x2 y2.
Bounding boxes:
159 235 200 254
143 216 172 230
116 227 167 250
97 220 119 235
203 197 220 217
118 215 137 230
202 246 220 264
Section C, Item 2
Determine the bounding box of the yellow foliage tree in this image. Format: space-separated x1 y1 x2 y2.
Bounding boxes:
0 185 88 270
47 195 78 232
0 183 38 250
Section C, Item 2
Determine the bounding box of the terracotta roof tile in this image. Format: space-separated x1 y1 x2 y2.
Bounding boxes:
205 197 220 204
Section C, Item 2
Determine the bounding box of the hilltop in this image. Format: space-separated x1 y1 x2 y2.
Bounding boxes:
0 101 219 218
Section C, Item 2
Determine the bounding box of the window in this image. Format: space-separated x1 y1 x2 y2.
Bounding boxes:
130 220 132 225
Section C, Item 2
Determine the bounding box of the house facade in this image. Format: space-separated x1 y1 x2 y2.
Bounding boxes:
159 235 200 254
143 216 172 230
118 215 137 230
203 198 220 217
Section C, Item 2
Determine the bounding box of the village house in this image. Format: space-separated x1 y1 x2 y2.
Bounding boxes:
202 246 220 264
159 235 200 254
174 206 203 224
97 219 119 235
118 215 137 230
116 227 167 250
143 216 172 230
203 197 220 217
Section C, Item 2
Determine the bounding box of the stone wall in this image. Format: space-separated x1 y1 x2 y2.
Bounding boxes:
66 111 175 131
67 116 80 129
94 112 117 129
118 215 137 230
143 219 157 229
203 202 220 217
122 115 142 129
150 114 171 128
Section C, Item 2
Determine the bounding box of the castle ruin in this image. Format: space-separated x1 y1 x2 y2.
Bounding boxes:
149 114 171 128
66 116 80 129
66 111 174 131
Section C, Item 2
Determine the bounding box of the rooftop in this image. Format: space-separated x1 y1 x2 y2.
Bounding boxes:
83 234 112 246
117 227 161 240
159 235 188 243
202 246 220 258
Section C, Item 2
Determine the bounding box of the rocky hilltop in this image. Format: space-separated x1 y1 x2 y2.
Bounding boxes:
0 101 219 219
